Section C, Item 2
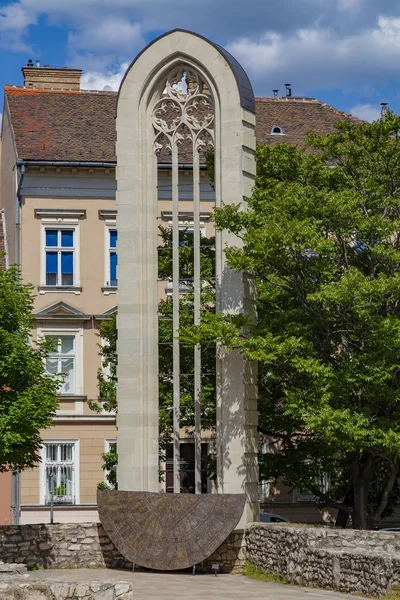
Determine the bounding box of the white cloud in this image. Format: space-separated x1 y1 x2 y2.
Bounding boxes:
0 2 35 51
349 103 381 121
0 2 34 31
68 18 143 55
337 0 363 12
227 16 400 93
81 62 129 91
1 0 400 105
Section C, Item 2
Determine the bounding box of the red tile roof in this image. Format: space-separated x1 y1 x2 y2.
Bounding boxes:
255 97 360 146
4 87 359 164
5 87 116 163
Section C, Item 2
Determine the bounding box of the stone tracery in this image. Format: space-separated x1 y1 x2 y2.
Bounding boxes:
152 65 215 495
152 67 214 157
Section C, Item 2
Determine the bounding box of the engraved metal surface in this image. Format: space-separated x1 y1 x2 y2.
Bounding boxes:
98 490 245 571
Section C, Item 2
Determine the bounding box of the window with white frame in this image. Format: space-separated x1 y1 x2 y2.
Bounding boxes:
46 335 75 395
43 441 77 505
45 229 75 286
104 439 117 488
107 229 118 287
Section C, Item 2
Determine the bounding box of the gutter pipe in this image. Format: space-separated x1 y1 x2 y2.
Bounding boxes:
15 162 25 265
16 159 205 170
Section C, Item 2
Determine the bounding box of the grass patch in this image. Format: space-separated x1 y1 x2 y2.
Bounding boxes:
243 562 291 585
381 587 400 600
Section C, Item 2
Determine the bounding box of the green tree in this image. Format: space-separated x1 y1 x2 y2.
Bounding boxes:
0 264 59 471
187 112 400 529
92 226 217 488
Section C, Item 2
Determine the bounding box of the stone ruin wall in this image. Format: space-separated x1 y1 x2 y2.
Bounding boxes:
0 523 131 570
0 522 241 573
246 523 400 597
2 522 400 595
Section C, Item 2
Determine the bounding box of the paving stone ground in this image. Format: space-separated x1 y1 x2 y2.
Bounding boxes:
31 568 366 599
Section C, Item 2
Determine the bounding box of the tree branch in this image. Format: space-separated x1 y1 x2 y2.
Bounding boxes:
309 485 353 515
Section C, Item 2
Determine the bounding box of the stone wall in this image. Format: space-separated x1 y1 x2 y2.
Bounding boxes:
0 561 134 599
205 530 245 573
0 578 134 599
246 524 400 597
0 523 131 570
0 523 240 573
4 521 400 594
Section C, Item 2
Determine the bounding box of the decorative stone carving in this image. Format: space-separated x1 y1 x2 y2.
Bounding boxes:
152 66 214 158
98 490 245 570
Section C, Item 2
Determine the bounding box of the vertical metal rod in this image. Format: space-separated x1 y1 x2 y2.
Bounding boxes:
50 473 54 524
193 147 202 494
15 471 20 525
172 141 181 494
11 467 15 525
213 108 224 495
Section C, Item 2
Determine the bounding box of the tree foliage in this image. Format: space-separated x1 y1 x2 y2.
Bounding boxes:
187 112 400 529
0 265 59 472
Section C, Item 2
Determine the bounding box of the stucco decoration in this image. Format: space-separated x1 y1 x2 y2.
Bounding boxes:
98 490 245 570
116 28 258 533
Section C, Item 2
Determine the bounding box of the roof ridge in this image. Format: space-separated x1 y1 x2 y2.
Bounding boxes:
4 85 117 96
319 101 361 121
255 96 320 103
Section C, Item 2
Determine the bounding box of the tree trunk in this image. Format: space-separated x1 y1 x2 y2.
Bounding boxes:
335 490 354 528
350 451 375 530
372 460 399 526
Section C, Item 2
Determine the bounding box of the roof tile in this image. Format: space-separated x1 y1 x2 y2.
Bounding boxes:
5 87 359 164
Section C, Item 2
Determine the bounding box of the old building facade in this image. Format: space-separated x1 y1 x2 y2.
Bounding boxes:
0 62 359 524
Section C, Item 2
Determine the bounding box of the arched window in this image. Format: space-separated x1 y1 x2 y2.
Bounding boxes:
271 125 284 135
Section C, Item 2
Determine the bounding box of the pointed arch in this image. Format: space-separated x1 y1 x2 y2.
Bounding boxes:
116 30 258 529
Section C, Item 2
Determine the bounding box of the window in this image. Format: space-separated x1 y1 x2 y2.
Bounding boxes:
271 125 284 135
107 229 118 287
105 439 116 454
104 439 117 488
45 229 74 286
46 335 75 395
164 223 206 296
296 474 330 502
43 442 77 505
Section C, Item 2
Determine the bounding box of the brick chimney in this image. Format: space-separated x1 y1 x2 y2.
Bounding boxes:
21 62 82 90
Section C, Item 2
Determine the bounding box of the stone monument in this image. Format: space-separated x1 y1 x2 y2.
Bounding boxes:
98 29 259 571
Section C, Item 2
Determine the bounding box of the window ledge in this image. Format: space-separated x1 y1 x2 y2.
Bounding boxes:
57 395 87 400
102 286 117 294
21 504 97 510
38 285 82 294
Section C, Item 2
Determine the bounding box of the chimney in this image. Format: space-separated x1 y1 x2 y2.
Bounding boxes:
285 83 292 98
21 62 82 90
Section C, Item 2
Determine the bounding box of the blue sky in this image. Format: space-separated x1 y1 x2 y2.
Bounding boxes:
1 0 400 122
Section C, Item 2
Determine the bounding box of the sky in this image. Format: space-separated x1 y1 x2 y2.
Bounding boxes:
1 0 400 122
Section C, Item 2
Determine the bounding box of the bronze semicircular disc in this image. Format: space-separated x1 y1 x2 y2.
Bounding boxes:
97 490 245 571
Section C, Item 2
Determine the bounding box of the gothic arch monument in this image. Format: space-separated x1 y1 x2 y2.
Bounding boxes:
98 29 259 571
